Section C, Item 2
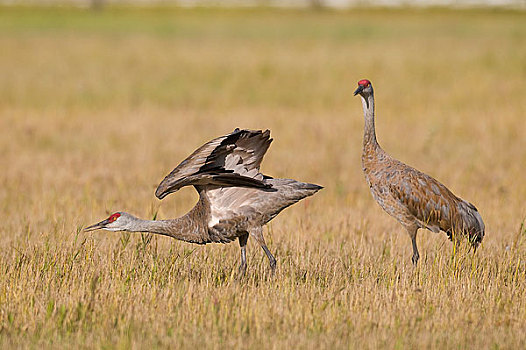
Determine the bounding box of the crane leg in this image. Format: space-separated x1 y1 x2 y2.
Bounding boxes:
238 233 249 276
250 227 276 274
406 226 419 266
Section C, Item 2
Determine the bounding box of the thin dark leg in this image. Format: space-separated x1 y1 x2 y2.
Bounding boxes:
411 237 419 265
238 233 249 276
407 226 419 266
250 227 276 274
261 245 277 273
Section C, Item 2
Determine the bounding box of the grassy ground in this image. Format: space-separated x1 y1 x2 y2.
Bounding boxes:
1 6 526 349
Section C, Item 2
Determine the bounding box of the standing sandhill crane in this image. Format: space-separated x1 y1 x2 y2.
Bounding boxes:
85 129 322 274
354 79 485 265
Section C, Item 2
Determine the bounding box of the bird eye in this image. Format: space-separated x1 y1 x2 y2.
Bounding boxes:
108 213 120 222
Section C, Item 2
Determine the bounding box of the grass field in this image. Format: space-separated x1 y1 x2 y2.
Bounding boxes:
1 6 526 349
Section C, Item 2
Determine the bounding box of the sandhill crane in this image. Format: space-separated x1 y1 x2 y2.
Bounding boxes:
85 129 322 274
354 79 485 265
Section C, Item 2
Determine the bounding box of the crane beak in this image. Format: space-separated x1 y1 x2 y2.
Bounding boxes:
84 218 110 232
353 85 364 96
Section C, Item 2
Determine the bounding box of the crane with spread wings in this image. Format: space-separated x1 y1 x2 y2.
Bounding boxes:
85 129 322 275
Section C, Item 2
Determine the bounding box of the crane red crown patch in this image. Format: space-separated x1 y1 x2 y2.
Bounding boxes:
108 213 121 222
358 79 371 86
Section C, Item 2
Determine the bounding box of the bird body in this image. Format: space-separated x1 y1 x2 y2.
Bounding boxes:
85 129 322 274
206 178 321 236
354 79 484 264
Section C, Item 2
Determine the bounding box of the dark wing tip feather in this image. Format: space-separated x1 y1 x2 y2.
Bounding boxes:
212 173 272 189
155 184 170 199
303 183 324 191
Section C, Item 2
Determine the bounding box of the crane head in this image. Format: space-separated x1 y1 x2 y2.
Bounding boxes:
84 212 128 232
353 79 372 97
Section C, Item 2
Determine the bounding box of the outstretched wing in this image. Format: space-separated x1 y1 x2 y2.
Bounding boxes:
155 129 273 199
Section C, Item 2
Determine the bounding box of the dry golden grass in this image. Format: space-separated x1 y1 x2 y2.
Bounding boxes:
1 6 526 349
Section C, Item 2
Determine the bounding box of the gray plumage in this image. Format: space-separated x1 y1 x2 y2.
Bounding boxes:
354 79 485 265
85 129 322 274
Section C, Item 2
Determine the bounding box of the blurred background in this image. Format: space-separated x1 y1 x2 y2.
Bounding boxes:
0 0 525 348
1 0 525 8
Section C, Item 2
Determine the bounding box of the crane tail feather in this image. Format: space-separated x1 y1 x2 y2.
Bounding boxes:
457 201 485 247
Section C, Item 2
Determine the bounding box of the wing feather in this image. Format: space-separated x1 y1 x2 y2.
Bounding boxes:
155 129 272 199
387 167 459 233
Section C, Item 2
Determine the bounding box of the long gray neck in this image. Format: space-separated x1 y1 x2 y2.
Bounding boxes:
361 92 378 148
125 215 205 244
